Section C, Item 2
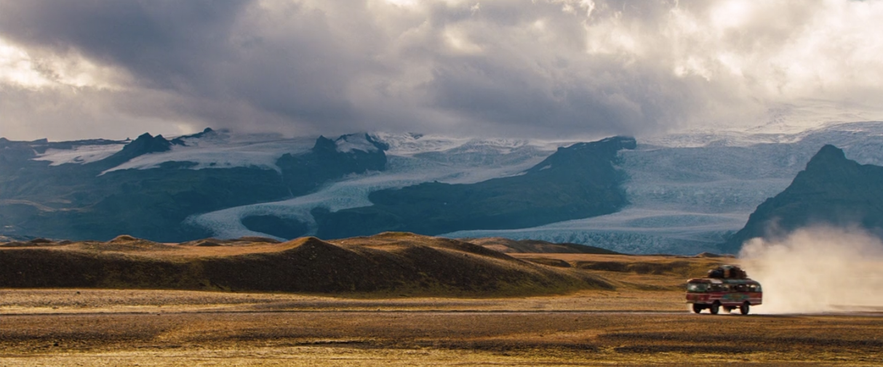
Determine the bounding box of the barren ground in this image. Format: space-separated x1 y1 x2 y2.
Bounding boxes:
3 282 882 365
2 241 881 365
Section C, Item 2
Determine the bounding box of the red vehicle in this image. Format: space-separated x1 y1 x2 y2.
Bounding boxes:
686 269 762 315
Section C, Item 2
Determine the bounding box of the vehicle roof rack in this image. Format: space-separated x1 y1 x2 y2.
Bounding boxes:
706 264 747 279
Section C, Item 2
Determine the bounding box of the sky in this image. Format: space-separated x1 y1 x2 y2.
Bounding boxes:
1 0 883 141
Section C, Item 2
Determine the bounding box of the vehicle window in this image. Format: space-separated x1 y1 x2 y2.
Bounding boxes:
687 283 707 292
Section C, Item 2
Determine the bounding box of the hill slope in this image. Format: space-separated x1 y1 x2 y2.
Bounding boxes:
466 237 619 254
721 145 883 253
0 233 611 295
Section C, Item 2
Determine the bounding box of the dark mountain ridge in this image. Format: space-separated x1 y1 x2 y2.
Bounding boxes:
96 133 173 169
313 136 637 239
721 144 883 253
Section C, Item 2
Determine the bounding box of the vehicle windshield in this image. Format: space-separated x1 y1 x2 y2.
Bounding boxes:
687 283 708 292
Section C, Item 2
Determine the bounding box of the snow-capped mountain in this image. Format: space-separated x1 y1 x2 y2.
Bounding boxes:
3 121 883 254
449 122 883 253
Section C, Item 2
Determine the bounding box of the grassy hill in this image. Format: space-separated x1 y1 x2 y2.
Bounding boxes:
0 233 613 296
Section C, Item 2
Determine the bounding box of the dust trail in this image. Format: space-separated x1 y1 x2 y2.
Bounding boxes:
739 226 883 314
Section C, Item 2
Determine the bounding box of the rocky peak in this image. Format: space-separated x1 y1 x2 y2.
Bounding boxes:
805 144 848 171
313 133 389 155
170 127 217 146
527 136 636 173
126 133 172 155
94 133 171 168
312 135 337 154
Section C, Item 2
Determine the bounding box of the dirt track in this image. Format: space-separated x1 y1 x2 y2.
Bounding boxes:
2 290 882 366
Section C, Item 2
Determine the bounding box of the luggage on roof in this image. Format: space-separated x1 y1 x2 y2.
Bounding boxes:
707 264 747 279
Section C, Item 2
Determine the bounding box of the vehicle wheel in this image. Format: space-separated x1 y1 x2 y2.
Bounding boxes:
740 302 750 315
692 303 703 314
710 301 720 315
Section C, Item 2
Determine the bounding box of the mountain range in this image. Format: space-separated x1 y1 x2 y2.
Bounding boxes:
3 121 883 254
0 129 388 242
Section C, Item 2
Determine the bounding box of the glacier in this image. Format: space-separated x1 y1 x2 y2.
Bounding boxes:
448 122 883 254
186 136 559 238
177 121 883 254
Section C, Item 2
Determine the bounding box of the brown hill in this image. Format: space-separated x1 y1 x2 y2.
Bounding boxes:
466 237 619 254
0 232 612 296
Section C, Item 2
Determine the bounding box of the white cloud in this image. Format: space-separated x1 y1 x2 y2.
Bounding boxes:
0 39 52 89
0 37 129 90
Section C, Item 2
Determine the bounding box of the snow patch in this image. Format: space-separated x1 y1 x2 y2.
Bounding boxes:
642 120 883 149
34 144 126 165
370 132 564 156
103 136 314 173
335 134 379 153
369 132 473 156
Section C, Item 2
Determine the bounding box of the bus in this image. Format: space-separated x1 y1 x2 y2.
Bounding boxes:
686 277 763 315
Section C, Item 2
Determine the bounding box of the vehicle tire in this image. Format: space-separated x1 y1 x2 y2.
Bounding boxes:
692 303 703 314
740 302 750 315
710 301 720 315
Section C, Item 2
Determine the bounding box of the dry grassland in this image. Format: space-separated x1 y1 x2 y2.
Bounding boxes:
1 290 881 366
3 271 883 365
2 236 882 365
0 234 614 296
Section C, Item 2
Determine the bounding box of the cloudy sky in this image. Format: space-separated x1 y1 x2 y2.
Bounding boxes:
1 0 882 141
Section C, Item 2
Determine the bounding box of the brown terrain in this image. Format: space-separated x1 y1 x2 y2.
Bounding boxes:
463 237 620 254
1 233 881 365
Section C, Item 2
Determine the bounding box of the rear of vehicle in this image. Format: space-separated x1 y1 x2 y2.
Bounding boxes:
686 278 762 315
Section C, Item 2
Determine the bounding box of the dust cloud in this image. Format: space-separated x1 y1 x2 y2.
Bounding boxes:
739 226 883 314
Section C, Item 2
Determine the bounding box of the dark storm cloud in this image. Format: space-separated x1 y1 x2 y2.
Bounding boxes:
1 0 882 141
0 0 374 137
0 1 247 90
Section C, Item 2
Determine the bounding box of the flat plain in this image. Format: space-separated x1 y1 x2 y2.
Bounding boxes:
2 288 882 366
1 236 882 365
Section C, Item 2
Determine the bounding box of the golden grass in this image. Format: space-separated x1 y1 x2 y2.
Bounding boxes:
0 288 686 314
0 238 307 259
1 234 618 296
3 235 879 365
1 289 881 366
511 253 729 291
